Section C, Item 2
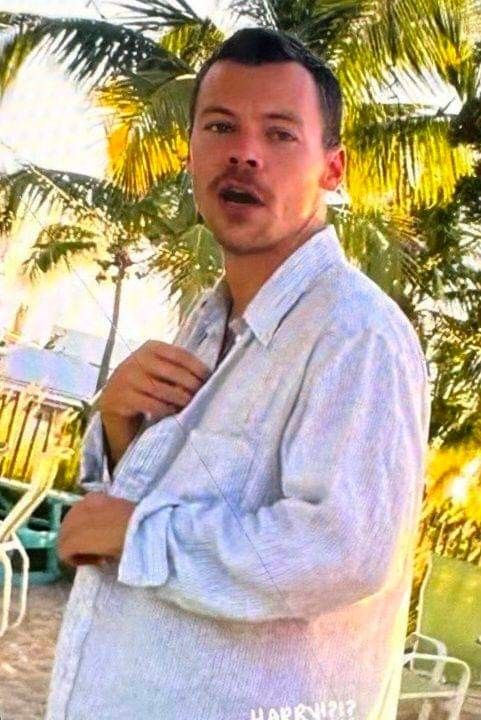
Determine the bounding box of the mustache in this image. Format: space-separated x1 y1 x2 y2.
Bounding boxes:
209 168 271 202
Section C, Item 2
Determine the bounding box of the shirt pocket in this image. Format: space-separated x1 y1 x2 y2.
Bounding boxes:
156 427 257 507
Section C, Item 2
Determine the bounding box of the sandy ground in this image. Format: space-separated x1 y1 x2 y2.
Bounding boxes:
0 580 70 720
0 579 479 720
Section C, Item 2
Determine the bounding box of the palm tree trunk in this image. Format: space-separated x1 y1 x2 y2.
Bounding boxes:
95 265 125 393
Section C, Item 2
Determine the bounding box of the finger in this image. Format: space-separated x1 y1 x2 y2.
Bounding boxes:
146 341 211 382
58 499 93 549
70 553 105 566
141 358 206 395
59 534 95 565
58 542 74 565
130 378 193 408
102 387 177 419
124 389 180 421
58 504 84 539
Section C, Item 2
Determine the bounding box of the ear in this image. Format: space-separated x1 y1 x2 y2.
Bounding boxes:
319 146 345 192
185 147 193 174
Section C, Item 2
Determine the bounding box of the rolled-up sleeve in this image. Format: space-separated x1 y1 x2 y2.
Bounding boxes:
77 408 154 493
77 405 112 493
117 327 428 622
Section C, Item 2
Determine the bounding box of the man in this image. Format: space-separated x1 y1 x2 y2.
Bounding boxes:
46 27 431 720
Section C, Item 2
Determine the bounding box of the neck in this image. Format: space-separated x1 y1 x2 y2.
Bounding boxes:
224 222 327 319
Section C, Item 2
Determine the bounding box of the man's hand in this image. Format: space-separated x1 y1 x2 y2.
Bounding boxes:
58 492 136 567
98 340 211 470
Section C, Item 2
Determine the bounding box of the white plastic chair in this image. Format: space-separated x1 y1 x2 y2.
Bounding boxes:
401 644 471 720
399 551 481 719
0 450 72 637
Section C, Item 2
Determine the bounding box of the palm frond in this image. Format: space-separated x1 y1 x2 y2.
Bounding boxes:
144 175 223 312
0 18 40 95
93 16 225 197
0 164 163 239
105 120 187 198
411 0 480 99
22 224 98 279
414 202 481 314
142 170 197 236
153 221 223 315
428 310 481 445
0 167 83 234
0 163 189 245
158 19 224 69
98 68 194 137
96 69 194 196
227 1 479 106
227 0 278 28
330 204 422 304
227 0 378 60
455 173 481 221
116 0 205 31
0 166 113 231
451 97 481 145
345 106 474 210
334 0 480 105
0 11 182 92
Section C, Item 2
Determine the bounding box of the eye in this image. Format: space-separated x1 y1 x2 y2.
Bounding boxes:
204 121 234 133
268 128 297 142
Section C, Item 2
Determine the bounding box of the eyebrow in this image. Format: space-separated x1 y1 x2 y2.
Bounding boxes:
200 105 303 126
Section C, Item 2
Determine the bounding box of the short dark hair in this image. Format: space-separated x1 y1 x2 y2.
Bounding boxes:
189 27 343 149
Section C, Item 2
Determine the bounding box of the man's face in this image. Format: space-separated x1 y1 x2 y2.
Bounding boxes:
187 60 344 255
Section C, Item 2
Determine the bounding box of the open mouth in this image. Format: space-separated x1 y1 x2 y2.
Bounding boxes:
218 186 264 206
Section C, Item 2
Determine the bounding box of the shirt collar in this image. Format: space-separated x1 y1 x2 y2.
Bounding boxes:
199 224 346 347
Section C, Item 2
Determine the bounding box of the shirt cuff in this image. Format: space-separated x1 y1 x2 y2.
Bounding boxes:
117 491 181 586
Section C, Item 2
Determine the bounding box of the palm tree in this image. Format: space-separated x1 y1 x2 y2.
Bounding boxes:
0 3 224 332
419 63 481 448
0 165 223 391
0 4 222 198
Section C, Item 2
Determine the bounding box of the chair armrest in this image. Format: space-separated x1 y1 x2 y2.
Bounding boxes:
405 631 447 656
403 651 472 689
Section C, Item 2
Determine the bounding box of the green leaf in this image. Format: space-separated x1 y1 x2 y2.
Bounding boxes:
116 0 205 31
0 11 186 92
22 224 98 279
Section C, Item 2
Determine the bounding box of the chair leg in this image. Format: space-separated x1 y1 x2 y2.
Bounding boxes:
0 548 13 637
445 691 466 720
419 699 433 720
11 539 29 628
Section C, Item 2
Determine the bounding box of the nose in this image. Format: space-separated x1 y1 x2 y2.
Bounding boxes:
229 156 258 168
227 132 263 169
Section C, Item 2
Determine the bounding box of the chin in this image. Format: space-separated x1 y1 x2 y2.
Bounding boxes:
215 231 278 256
214 236 255 256
206 218 274 252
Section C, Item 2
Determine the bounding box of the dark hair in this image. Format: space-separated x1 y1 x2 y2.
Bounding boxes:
189 27 343 149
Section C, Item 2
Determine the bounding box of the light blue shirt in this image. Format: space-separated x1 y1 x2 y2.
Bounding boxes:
46 225 431 720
